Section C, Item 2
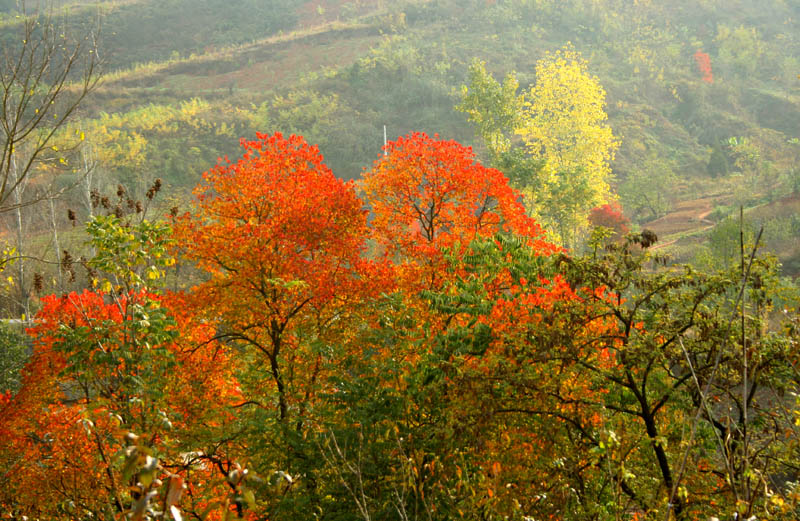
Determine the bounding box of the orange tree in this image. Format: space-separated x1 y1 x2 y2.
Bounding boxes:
361 131 556 291
173 132 389 516
0 211 247 520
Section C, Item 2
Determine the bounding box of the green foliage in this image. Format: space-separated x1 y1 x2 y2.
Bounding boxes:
86 214 175 293
0 322 27 394
358 35 422 75
53 293 177 409
357 229 800 519
715 24 766 77
456 59 523 158
707 143 731 178
619 153 677 221
706 214 755 269
69 99 246 190
246 89 379 177
61 215 178 398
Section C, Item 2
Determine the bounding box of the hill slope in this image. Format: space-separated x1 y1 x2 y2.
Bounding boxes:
4 0 800 273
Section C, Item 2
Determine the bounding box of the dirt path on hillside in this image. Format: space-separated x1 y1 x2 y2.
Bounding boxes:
643 196 721 250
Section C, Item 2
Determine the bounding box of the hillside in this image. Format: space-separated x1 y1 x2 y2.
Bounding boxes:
3 0 800 274
5 3 800 519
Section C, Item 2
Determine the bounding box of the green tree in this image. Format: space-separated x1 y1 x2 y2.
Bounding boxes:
406 230 799 519
715 24 765 77
456 59 523 160
708 215 756 269
0 322 27 395
619 153 677 221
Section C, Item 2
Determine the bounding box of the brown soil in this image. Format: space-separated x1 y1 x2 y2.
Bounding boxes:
644 196 718 236
105 24 380 94
748 192 800 219
645 192 800 256
181 27 379 92
642 195 732 250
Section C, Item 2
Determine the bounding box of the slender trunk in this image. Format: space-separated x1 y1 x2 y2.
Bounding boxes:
739 206 752 511
49 197 63 293
13 203 26 317
10 156 28 318
81 141 98 261
81 141 96 220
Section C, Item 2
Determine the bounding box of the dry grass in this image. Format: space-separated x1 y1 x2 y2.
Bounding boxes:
644 195 721 238
97 21 378 93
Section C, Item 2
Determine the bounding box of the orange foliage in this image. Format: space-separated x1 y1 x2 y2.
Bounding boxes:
0 292 127 513
1 130 645 520
694 50 713 83
174 132 389 422
362 132 555 290
177 132 379 314
0 290 242 517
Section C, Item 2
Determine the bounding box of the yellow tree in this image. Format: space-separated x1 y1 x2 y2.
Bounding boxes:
516 45 618 245
459 46 618 247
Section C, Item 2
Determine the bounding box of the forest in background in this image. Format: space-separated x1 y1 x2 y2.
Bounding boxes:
3 1 800 519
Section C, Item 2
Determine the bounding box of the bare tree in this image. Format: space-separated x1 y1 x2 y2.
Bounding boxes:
0 1 101 315
0 0 101 214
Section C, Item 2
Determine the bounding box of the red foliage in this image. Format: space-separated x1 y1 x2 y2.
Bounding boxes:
1 131 624 519
361 132 556 289
0 292 125 513
176 132 384 318
174 132 391 426
589 201 630 236
0 290 242 516
694 50 713 83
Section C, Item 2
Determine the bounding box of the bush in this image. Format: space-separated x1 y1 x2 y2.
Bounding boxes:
0 322 29 395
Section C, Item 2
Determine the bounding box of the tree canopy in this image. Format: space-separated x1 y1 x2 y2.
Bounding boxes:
1 130 798 521
458 47 618 247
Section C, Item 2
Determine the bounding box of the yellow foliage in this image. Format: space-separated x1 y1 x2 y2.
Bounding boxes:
516 45 618 210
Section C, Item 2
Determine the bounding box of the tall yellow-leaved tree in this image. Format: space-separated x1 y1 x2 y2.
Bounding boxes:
516 46 618 234
458 46 617 247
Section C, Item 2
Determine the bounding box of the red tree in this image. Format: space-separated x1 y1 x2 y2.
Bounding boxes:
694 50 713 83
589 201 630 237
174 132 387 424
361 132 556 290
